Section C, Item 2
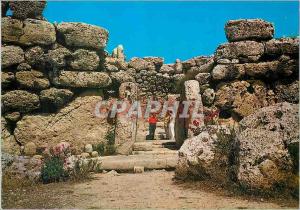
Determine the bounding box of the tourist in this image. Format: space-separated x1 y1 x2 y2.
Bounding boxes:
147 113 157 140
164 111 171 139
168 111 175 141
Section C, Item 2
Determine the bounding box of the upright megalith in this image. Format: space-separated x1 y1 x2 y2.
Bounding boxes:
225 19 274 42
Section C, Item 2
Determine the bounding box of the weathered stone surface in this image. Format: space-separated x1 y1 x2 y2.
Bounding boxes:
128 57 155 71
70 49 100 71
274 80 299 104
56 22 108 50
265 38 299 56
160 64 175 74
17 63 31 71
225 19 274 42
133 142 153 151
9 1 46 20
110 71 135 85
16 70 50 90
2 45 24 68
176 125 231 181
2 90 40 113
24 46 45 67
1 117 20 155
143 57 164 70
215 41 264 62
14 96 110 149
46 47 71 68
202 88 215 106
1 72 15 88
119 82 138 100
236 102 299 190
105 56 128 71
195 73 211 85
215 80 268 118
211 64 245 81
243 61 279 78
115 116 137 155
24 142 37 156
50 71 112 88
84 144 93 153
40 88 74 109
2 17 56 46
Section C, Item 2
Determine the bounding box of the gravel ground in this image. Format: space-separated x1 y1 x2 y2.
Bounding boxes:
2 170 298 209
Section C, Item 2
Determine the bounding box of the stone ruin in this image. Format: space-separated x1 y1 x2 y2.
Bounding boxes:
1 1 299 193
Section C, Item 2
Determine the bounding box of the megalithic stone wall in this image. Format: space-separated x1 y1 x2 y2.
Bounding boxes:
1 1 299 156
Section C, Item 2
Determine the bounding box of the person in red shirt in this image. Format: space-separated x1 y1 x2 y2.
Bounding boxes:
147 113 157 140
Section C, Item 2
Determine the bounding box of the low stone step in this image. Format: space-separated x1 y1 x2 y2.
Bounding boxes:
132 142 152 151
152 144 177 149
96 154 178 171
132 149 178 155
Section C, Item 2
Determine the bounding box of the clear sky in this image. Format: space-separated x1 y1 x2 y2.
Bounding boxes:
44 1 299 63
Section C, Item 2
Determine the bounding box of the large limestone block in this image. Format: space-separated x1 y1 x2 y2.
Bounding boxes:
56 22 109 50
215 41 264 62
50 71 112 88
176 125 231 181
16 70 50 90
2 90 40 113
2 17 56 46
211 64 245 81
70 49 100 71
24 46 45 67
1 45 24 68
14 96 110 150
239 102 299 148
215 80 268 118
128 57 155 71
236 102 299 191
265 38 299 56
40 88 74 109
46 47 71 68
236 128 295 190
225 19 274 42
9 1 46 20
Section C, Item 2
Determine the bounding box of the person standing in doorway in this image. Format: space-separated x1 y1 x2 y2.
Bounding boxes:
164 111 171 139
168 111 175 141
147 113 157 140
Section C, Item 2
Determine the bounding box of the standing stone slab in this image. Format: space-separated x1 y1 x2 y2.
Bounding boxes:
50 71 112 88
115 83 138 155
1 45 24 68
2 17 56 46
225 19 274 42
2 90 40 113
56 22 109 50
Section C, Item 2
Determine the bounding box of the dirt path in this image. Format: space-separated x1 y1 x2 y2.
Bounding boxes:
3 171 298 209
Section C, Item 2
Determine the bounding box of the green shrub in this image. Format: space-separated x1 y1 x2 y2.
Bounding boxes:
93 143 105 156
41 156 67 183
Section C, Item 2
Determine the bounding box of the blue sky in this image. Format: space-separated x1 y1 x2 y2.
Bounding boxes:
44 1 299 63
